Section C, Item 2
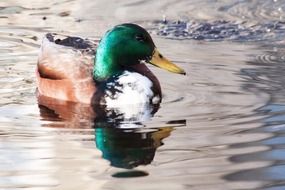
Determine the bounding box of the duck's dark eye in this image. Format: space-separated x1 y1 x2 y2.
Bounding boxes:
135 34 146 42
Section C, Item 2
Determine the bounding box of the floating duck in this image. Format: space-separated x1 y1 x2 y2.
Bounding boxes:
36 23 185 107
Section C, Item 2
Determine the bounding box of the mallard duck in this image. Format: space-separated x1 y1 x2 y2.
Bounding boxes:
36 23 185 106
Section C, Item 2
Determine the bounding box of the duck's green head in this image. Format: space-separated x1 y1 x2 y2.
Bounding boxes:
94 23 185 81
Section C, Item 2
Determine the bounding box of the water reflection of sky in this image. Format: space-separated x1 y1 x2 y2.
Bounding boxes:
2 0 285 189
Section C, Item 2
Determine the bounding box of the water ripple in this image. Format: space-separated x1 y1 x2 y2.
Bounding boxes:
2 0 285 189
151 20 285 42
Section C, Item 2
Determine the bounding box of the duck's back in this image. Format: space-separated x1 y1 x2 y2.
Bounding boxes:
36 33 98 104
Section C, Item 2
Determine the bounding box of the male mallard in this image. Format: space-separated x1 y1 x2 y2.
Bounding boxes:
36 23 185 106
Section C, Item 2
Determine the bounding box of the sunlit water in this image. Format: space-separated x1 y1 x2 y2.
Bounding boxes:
1 0 285 189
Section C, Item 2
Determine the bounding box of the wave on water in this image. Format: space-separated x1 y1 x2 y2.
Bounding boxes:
151 19 285 42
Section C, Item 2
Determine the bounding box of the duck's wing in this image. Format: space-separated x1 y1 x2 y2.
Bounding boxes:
37 33 98 104
38 33 97 80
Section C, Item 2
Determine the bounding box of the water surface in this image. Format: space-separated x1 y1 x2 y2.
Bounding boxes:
1 0 285 189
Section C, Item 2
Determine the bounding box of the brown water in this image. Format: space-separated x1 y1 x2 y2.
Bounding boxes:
1 0 285 189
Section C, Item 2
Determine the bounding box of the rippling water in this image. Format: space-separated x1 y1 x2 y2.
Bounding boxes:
2 0 285 189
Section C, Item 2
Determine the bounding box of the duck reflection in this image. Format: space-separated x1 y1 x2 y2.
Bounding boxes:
95 127 172 169
38 95 173 169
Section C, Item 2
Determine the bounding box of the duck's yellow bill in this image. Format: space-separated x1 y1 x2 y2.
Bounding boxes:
149 49 186 75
